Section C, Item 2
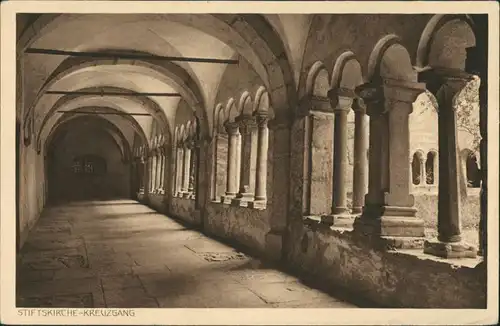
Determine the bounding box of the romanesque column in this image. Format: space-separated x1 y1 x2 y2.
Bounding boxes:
235 131 242 192
353 79 426 240
188 140 197 197
159 150 165 191
330 89 353 218
221 122 240 203
232 115 258 205
139 156 145 192
253 112 269 202
176 146 184 196
351 98 369 214
423 71 477 258
182 142 192 196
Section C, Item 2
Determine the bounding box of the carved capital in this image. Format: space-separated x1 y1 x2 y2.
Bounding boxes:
328 87 355 113
355 82 385 117
352 97 367 115
383 78 426 104
224 121 240 136
254 111 269 128
298 95 331 117
235 114 257 134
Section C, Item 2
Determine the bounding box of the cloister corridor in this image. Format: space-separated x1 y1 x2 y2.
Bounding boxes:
16 200 359 308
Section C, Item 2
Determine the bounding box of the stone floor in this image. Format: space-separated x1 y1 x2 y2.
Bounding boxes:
17 200 358 308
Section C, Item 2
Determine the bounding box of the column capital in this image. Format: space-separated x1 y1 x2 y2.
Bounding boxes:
235 114 257 133
352 97 367 114
355 82 385 117
418 67 477 99
328 87 356 113
254 111 269 128
224 121 240 135
382 78 427 104
298 95 331 116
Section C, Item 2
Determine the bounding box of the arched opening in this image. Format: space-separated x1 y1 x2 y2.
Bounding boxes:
465 151 481 188
46 118 131 203
411 152 423 185
425 151 437 185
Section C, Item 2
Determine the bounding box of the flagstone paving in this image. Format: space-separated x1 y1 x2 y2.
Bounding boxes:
17 200 359 308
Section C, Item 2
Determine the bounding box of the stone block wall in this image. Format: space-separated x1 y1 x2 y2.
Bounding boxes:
205 202 270 256
286 219 486 308
170 197 199 226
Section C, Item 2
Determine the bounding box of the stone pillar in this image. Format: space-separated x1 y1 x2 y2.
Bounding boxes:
188 140 197 198
182 143 192 197
235 133 242 192
175 146 184 196
232 115 258 206
422 70 477 258
252 112 269 205
221 122 240 204
159 151 165 192
353 79 426 243
155 153 161 192
139 157 145 192
351 98 369 214
327 88 354 224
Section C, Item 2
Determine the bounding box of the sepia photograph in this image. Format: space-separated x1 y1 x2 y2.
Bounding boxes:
1 1 498 325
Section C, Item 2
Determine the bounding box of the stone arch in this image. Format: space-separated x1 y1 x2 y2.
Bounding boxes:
253 86 271 114
39 106 149 155
25 57 207 140
238 91 253 116
416 14 476 69
367 34 416 82
18 13 298 129
226 97 238 123
306 61 330 97
37 86 171 147
46 115 132 163
213 103 225 134
331 51 365 90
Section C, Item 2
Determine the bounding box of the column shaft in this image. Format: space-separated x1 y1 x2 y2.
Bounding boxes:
234 115 257 202
182 147 191 193
254 114 269 201
223 123 239 200
352 103 369 214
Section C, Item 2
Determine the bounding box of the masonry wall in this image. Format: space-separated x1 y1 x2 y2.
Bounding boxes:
18 142 46 247
285 219 486 308
204 202 271 255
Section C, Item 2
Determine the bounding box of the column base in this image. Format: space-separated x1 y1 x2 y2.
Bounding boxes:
423 239 477 259
221 194 235 204
351 206 363 215
353 205 425 237
231 194 253 207
248 200 267 210
320 214 355 228
182 192 192 199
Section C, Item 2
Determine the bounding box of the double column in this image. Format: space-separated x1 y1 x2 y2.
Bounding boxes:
181 140 194 198
351 98 369 214
329 89 354 221
221 121 240 204
353 78 426 239
232 114 258 207
420 69 478 258
251 112 270 208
